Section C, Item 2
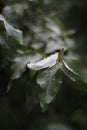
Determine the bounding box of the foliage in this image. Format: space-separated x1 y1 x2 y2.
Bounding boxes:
0 0 87 130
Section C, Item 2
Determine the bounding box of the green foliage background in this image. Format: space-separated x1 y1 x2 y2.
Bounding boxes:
0 0 87 130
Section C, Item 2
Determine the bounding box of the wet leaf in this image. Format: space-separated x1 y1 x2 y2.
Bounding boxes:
61 60 79 82
0 14 23 48
11 51 41 80
37 64 62 111
27 53 58 71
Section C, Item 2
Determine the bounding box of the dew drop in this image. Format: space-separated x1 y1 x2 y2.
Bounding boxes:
39 63 42 66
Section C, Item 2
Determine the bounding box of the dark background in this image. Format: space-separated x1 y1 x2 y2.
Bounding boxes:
0 0 87 130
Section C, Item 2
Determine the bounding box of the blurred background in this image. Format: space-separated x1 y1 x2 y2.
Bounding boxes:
0 0 87 130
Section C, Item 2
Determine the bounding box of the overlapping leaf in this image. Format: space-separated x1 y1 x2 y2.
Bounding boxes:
0 14 23 49
61 60 79 82
7 51 42 92
27 53 58 70
37 65 62 111
27 49 79 111
11 51 42 80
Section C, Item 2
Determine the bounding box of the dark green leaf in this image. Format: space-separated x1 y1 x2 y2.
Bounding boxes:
0 14 23 48
61 60 79 82
37 64 62 111
11 51 41 80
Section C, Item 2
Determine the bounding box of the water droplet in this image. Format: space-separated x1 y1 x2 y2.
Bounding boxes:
39 63 42 66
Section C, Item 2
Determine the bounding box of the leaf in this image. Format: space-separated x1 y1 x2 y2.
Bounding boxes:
45 39 67 54
37 64 62 111
61 60 79 82
27 53 58 71
11 51 42 80
0 14 23 48
63 57 87 90
45 17 61 36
